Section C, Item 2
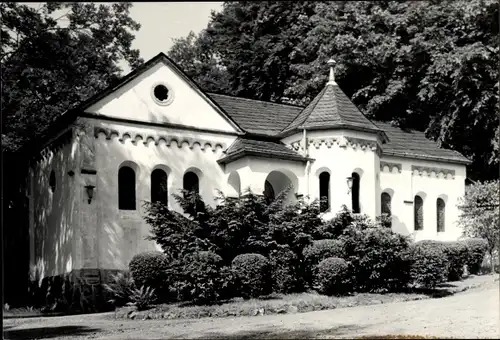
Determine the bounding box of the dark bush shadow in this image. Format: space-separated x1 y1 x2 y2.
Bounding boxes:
195 324 368 339
3 325 100 340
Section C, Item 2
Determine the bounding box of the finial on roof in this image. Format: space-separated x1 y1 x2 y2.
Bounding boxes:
327 58 336 85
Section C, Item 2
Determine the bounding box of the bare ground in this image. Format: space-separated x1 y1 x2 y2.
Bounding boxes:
4 275 499 340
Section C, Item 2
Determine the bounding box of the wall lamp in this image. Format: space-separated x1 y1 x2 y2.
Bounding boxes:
84 185 95 204
346 176 354 194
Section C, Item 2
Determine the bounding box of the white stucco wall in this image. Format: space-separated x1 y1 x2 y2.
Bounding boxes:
379 155 466 242
29 131 81 281
86 61 238 134
90 118 238 270
282 129 383 220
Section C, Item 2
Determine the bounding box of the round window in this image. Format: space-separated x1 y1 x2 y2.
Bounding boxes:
151 83 174 106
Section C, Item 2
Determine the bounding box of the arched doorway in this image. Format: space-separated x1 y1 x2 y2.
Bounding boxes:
263 170 298 205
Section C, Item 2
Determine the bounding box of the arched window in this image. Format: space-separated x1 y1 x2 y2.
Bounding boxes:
49 170 56 192
118 166 136 210
381 192 392 227
351 172 360 213
437 198 445 232
151 169 168 205
319 172 330 213
183 171 199 194
414 195 424 230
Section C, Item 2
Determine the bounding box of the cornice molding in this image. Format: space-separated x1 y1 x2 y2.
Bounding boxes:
94 127 226 152
411 165 455 179
380 161 402 174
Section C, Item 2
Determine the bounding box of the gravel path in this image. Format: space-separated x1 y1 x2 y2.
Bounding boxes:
4 278 499 339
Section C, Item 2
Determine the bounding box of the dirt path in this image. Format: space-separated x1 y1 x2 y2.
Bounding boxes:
4 279 499 339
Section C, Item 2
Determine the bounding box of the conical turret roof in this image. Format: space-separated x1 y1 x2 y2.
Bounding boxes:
282 59 386 140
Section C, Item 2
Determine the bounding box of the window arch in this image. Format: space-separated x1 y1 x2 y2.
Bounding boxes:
319 172 330 213
118 166 136 210
151 169 168 205
414 195 424 230
437 198 445 232
49 170 56 192
351 172 360 213
183 171 199 194
381 192 392 227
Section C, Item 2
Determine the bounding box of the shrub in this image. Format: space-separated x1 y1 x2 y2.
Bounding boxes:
417 240 468 281
314 257 349 295
231 253 272 299
173 251 233 304
464 238 489 275
410 242 448 288
129 251 170 300
269 246 301 294
103 271 136 307
443 241 468 281
303 239 344 286
339 224 412 292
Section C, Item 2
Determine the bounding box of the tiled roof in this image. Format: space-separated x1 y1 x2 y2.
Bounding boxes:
207 93 303 136
208 92 470 165
282 84 383 134
217 137 308 164
374 122 471 164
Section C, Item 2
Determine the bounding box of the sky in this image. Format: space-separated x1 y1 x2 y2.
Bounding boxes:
126 2 223 72
24 2 224 73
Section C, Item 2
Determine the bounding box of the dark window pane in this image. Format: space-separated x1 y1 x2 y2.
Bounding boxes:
119 166 136 210
183 171 199 194
414 195 424 230
151 169 168 205
352 172 360 213
437 198 445 232
319 172 330 213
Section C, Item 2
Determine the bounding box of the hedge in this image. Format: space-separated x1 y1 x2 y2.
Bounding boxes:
463 238 489 275
410 242 448 288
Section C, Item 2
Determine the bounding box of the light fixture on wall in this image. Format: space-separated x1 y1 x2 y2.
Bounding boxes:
84 185 95 204
346 176 354 194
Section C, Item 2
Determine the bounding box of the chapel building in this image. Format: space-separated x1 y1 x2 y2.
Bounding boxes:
28 53 470 281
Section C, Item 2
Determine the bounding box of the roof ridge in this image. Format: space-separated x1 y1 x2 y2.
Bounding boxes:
207 92 305 109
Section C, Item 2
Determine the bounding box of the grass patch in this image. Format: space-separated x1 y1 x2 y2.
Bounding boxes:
116 291 429 320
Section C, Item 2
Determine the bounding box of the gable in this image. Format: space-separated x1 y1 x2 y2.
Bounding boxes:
84 57 241 134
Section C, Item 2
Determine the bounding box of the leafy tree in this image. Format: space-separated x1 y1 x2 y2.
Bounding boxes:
1 2 143 152
169 31 232 93
170 0 499 181
1 2 143 307
458 180 499 272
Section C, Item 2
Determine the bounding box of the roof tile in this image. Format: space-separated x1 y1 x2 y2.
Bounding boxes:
207 93 302 136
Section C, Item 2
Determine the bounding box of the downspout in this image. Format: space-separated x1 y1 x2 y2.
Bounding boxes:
303 129 311 201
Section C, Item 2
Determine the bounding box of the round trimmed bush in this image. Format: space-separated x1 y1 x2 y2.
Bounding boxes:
314 257 349 295
409 242 448 288
464 238 489 275
129 251 170 298
177 251 234 304
303 239 344 285
231 253 272 299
